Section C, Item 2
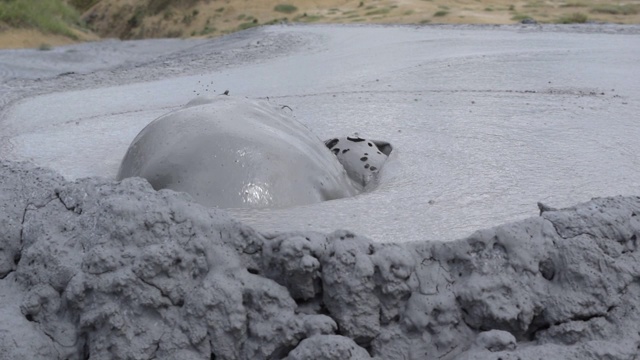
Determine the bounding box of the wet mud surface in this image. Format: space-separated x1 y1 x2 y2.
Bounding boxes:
1 24 639 242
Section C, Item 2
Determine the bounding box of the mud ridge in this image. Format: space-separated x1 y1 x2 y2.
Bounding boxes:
1 159 639 359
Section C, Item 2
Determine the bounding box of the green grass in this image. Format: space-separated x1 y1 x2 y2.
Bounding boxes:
265 17 288 25
304 15 323 22
590 4 639 15
511 13 534 21
0 0 83 38
557 12 588 23
146 0 198 15
181 13 194 25
433 10 449 17
200 25 216 35
293 13 323 22
238 21 259 30
68 0 99 12
274 4 298 14
560 1 588 8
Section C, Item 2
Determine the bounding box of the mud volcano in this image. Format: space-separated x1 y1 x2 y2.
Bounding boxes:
1 24 640 360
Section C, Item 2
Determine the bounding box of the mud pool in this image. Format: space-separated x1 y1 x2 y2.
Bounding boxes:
1 24 639 242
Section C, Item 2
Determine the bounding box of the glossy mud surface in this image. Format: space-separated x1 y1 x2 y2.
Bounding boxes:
1 24 639 242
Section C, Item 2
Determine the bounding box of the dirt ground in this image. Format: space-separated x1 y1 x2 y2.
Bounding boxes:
1 0 639 48
0 27 97 49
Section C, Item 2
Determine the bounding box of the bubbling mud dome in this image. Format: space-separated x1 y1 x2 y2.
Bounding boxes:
116 95 392 209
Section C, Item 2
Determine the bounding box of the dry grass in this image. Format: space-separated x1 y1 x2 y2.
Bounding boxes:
557 12 589 23
591 4 640 15
0 27 98 49
82 0 640 40
2 0 640 48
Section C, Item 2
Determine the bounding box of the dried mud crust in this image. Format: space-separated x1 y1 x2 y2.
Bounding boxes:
1 159 640 359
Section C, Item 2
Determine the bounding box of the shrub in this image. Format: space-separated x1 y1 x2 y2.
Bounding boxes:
0 0 82 38
511 13 534 21
68 0 99 12
129 8 145 27
301 14 322 22
238 21 259 30
274 4 298 14
200 26 215 35
557 12 588 23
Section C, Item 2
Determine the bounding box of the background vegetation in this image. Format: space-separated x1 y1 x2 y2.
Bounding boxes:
1 0 639 48
0 0 84 38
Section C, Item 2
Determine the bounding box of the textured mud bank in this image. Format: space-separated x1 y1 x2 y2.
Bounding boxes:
2 159 639 359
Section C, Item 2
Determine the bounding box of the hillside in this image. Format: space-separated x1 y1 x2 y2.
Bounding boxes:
0 0 98 48
1 0 639 48
83 0 640 40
